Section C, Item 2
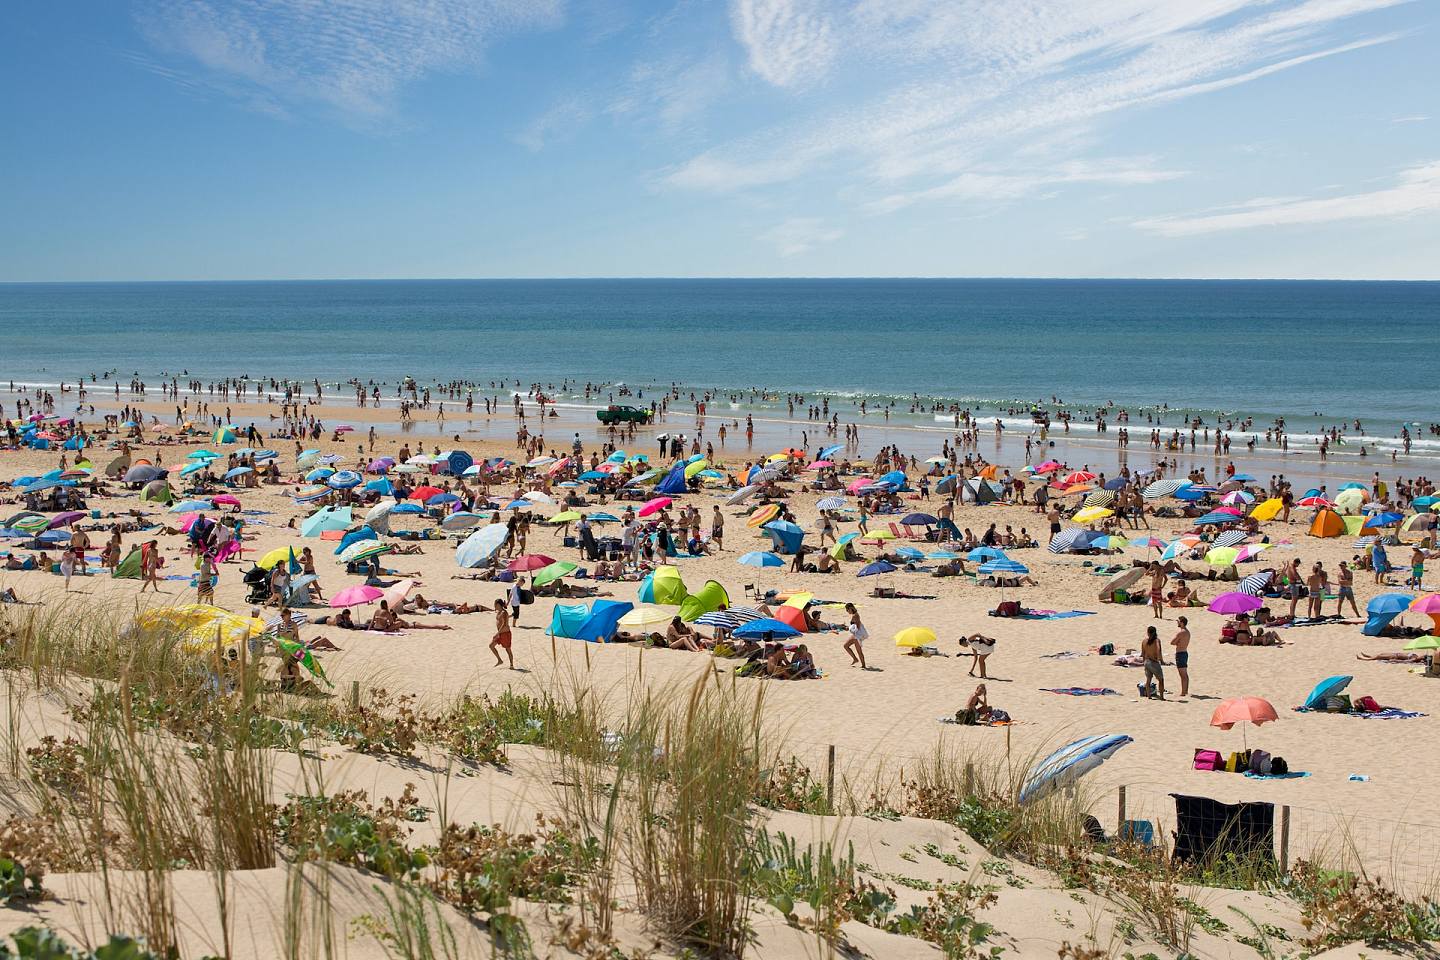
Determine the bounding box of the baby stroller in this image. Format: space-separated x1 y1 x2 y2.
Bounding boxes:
241 563 270 604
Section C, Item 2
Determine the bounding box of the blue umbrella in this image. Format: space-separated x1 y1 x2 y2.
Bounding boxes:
1194 511 1239 525
1049 528 1102 554
738 551 784 568
1019 734 1133 804
579 471 607 481
1174 487 1208 502
1367 593 1414 614
1338 482 1367 491
1302 675 1352 711
181 462 208 477
1414 496 1439 509
224 467 252 480
169 499 212 513
818 444 843 460
587 512 620 523
902 512 937 526
426 492 461 506
392 502 424 514
327 471 362 490
306 468 336 482
857 561 897 577
1103 476 1129 491
1231 473 1257 482
1362 512 1403 528
967 546 1006 562
979 557 1029 575
878 470 907 488
732 618 802 640
365 478 395 496
894 546 926 560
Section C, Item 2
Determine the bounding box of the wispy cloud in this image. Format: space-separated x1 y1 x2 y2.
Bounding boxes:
672 0 1405 210
134 0 563 123
868 157 1187 214
731 0 835 87
761 217 843 255
1133 161 1440 236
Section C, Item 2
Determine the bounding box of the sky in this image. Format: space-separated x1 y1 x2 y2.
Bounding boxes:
1 0 1437 281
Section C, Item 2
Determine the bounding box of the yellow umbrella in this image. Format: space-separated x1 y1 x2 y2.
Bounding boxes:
862 528 895 540
766 452 791 463
894 626 936 649
619 605 673 629
1250 498 1283 522
548 511 583 524
783 592 814 609
1204 547 1239 567
828 541 849 560
684 459 709 478
1073 507 1114 524
257 546 296 570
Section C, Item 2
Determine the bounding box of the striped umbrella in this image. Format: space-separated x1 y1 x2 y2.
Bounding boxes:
1212 529 1250 549
815 496 846 511
266 611 309 631
1082 489 1117 508
1194 511 1239 526
1049 528 1098 554
1238 571 1274 596
979 557 1029 575
695 611 741 630
725 606 765 623
1143 479 1190 499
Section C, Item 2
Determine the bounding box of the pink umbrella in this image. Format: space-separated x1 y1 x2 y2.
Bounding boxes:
1213 506 1244 516
806 460 834 471
330 585 384 608
211 494 241 508
1235 544 1272 562
846 477 875 494
177 513 202 532
638 496 671 517
1034 460 1062 473
1207 592 1264 615
507 554 556 572
382 578 418 607
547 457 571 476
335 425 355 433
1409 594 1440 614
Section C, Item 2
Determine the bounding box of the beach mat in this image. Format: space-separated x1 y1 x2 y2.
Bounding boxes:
1041 687 1118 697
1019 610 1096 621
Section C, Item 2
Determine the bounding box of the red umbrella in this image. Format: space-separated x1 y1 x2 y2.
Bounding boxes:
773 605 808 632
507 554 555 572
1296 496 1333 508
1210 696 1278 748
410 485 444 501
1060 471 1096 486
638 496 672 517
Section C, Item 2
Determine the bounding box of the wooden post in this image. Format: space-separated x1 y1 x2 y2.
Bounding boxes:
1280 805 1291 874
348 680 360 710
826 744 836 811
1118 785 1127 833
1005 724 1012 758
584 642 591 672
550 633 557 663
964 762 975 795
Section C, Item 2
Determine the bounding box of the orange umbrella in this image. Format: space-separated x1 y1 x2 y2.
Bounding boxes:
978 464 998 480
1210 696 1278 748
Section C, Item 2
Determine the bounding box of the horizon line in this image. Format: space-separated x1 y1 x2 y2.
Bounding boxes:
2 275 1438 285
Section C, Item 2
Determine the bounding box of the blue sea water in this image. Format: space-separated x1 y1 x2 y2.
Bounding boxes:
1 278 1436 436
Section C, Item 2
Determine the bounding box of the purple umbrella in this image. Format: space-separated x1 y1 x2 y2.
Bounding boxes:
46 511 87 529
1207 592 1264 615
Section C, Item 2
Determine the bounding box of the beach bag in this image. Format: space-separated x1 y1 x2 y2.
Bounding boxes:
1098 643 1115 656
1355 695 1381 713
1225 750 1250 773
1193 749 1221 771
1270 756 1288 776
1248 750 1272 776
1113 589 1129 604
518 589 535 605
995 600 1021 618
989 708 1010 723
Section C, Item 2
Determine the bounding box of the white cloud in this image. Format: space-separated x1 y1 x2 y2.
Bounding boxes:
672 0 1406 207
136 0 563 122
730 0 836 87
1133 161 1440 236
867 157 1187 214
761 217 843 255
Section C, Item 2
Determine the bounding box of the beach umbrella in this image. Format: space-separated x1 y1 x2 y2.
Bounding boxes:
902 513 937 526
815 496 846 511
726 485 759 505
1302 676 1352 710
365 500 397 523
186 449 220 461
379 578 418 608
1194 510 1238 526
327 471 362 490
746 504 782 528
257 546 297 571
213 427 237 444
861 528 895 542
11 515 49 534
618 605 674 630
1099 567 1146 601
1048 528 1100 554
1221 490 1255 506
46 511 86 529
587 512 620 524
894 546 926 560
1019 734 1132 804
857 561 897 577
1402 635 1440 652
507 554 556 572
967 546 1007 562
456 525 508 568
1362 512 1404 529
410 485 444 502
1034 460 1062 473
1205 547 1240 567
523 491 555 505
1237 571 1275 597
1296 496 1333 508
638 496 672 518
223 466 252 481
306 468 336 483
1212 529 1250 549
1250 498 1284 522
1211 696 1278 747
894 626 936 649
979 557 1029 576
738 551 784 568
695 611 742 631
1082 490 1117 508
1060 471 1096 486
169 499 213 513
1103 476 1130 491
441 512 485 531
300 506 351 538
733 618 802 640
123 465 165 484
1142 479 1190 500
425 492 461 507
1128 536 1166 550
1414 496 1440 509
533 561 577 588
1090 535 1128 550
1159 536 1201 561
336 541 392 565
1207 592 1263 615
330 585 384 608
1235 543 1274 562
334 527 377 554
548 511 583 524
1410 594 1440 614
1072 506 1113 524
1367 593 1415 615
293 485 333 504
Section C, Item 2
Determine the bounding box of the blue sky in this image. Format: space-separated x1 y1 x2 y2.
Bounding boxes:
1 0 1436 280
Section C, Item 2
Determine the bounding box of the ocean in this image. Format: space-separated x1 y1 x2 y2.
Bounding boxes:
1 278 1437 455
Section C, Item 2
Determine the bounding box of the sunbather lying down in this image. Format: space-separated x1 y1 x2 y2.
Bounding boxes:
1357 652 1429 663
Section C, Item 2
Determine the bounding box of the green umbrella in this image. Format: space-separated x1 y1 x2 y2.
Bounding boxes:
548 511 582 524
1402 635 1440 651
533 560 577 588
275 637 331 687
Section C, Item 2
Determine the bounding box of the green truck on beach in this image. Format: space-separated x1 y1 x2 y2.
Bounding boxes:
595 405 652 425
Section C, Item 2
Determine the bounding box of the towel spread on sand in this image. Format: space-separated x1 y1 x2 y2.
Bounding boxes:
1020 610 1097 620
1294 707 1427 719
1041 687 1118 696
1243 771 1310 780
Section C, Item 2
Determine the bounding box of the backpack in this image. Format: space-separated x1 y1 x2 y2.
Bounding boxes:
1098 643 1115 656
1193 749 1221 771
1270 756 1289 776
1354 695 1381 713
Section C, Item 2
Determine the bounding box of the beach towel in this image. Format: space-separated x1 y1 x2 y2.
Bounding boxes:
1039 650 1088 660
936 715 1014 727
1041 687 1118 696
1019 610 1096 621
1294 706 1426 719
1243 770 1310 780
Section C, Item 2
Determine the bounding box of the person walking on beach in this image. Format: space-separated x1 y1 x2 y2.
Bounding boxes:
490 602 514 669
140 540 161 593
843 603 867 669
1336 561 1360 617
1170 617 1190 698
197 552 215 604
1046 505 1062 543
1141 626 1165 700
1148 563 1166 620
508 577 523 624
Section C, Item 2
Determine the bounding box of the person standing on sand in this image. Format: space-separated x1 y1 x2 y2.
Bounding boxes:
491 603 514 669
508 577 523 624
1306 562 1327 619
1141 625 1165 700
1046 505 1062 543
1170 617 1190 698
197 552 215 604
1148 563 1166 619
1284 558 1303 618
1336 561 1360 617
843 603 867 669
140 539 161 593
